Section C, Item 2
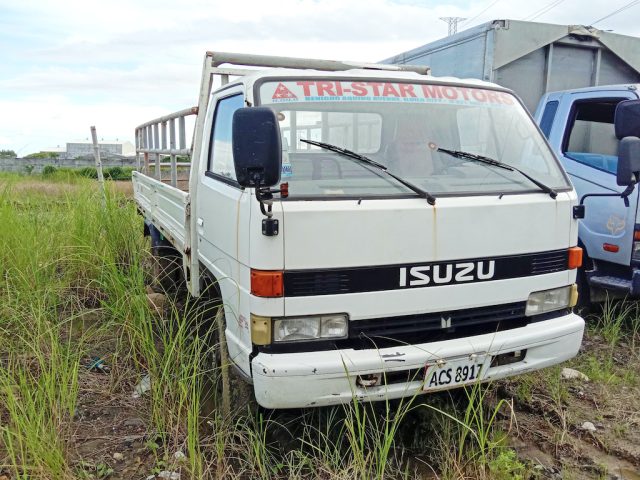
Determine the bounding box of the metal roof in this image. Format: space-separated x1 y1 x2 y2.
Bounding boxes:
382 19 640 76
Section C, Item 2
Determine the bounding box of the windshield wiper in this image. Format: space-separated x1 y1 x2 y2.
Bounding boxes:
435 146 557 199
300 138 436 205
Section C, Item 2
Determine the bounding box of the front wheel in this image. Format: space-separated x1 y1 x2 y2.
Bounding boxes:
197 298 255 419
575 254 593 313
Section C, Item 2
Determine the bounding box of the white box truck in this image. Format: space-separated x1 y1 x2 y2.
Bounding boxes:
132 51 595 409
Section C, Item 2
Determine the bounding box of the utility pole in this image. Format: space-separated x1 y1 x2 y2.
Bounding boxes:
440 17 466 36
90 126 107 209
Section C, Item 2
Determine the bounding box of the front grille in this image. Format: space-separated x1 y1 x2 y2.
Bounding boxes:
285 271 351 296
350 302 526 348
530 250 567 275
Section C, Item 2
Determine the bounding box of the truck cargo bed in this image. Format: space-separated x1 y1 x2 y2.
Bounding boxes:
133 171 188 252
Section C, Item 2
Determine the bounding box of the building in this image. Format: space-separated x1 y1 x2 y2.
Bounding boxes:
65 140 135 159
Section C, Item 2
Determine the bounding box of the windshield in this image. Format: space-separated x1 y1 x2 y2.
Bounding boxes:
258 79 570 198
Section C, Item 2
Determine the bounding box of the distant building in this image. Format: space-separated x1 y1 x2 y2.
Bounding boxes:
65 140 135 159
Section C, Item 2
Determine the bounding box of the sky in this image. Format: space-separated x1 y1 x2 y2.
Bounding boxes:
1 0 640 156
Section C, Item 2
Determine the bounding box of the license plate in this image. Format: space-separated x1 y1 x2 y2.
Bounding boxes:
423 355 486 391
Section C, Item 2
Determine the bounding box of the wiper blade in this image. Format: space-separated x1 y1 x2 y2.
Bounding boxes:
300 139 387 169
300 138 436 205
435 146 557 199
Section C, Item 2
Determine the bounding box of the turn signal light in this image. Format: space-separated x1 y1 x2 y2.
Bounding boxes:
567 247 583 269
603 243 620 253
634 230 640 241
251 269 284 297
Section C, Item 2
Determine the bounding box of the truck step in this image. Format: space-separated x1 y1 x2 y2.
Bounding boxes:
588 275 632 292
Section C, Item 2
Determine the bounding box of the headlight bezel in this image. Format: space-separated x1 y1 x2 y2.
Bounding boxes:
525 285 574 316
272 313 349 343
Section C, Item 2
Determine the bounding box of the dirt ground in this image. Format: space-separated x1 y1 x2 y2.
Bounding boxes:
500 331 640 479
63 324 640 480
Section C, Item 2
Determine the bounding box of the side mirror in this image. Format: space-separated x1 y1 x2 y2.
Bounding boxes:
615 99 640 140
617 136 640 186
232 107 282 188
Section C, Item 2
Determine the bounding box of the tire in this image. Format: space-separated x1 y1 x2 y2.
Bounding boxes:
575 252 593 314
151 246 184 294
195 287 255 419
147 223 184 295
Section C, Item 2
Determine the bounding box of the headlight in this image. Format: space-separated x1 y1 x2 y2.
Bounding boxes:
525 286 573 316
273 314 348 343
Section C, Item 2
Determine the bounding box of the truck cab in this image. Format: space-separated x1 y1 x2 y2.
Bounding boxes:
134 52 585 409
534 85 640 301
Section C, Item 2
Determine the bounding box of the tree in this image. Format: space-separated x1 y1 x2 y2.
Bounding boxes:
24 152 59 159
0 149 17 158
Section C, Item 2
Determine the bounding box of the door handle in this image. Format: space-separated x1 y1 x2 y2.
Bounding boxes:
196 217 204 233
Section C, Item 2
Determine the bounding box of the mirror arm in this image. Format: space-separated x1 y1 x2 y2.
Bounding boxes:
573 177 638 219
255 181 291 237
256 187 274 218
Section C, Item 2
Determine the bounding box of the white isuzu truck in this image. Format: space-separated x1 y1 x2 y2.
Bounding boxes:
132 52 595 409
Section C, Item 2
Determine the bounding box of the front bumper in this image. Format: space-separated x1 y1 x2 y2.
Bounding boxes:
251 313 585 408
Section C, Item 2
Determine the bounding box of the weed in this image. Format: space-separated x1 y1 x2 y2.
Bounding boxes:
487 449 526 480
594 298 637 348
514 376 534 404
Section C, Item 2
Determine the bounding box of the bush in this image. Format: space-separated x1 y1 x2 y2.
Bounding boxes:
105 166 122 179
42 165 57 176
77 167 98 179
107 166 133 181
76 166 132 181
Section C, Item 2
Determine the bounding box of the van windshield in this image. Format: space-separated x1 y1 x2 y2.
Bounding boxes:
258 79 570 198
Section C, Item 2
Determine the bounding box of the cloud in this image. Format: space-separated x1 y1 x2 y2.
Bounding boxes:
1 0 640 154
0 94 168 153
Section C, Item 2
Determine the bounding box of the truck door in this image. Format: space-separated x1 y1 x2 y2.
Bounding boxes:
196 88 252 375
558 91 638 266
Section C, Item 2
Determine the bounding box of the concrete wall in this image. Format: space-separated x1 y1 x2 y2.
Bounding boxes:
0 156 137 173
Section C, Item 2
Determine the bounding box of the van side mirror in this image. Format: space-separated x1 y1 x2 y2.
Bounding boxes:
617 136 640 187
232 107 282 188
615 99 640 140
574 102 640 218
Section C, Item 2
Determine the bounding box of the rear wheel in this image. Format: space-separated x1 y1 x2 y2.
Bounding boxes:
151 247 184 293
148 225 185 294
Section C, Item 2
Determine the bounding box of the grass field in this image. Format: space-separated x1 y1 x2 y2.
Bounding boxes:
0 173 639 479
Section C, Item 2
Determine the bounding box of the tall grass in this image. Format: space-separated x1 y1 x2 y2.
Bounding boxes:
0 173 524 479
0 175 146 477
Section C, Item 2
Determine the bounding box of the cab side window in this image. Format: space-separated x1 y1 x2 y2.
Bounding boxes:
564 99 622 174
208 94 244 181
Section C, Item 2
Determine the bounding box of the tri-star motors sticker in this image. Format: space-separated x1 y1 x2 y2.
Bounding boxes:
265 80 515 105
